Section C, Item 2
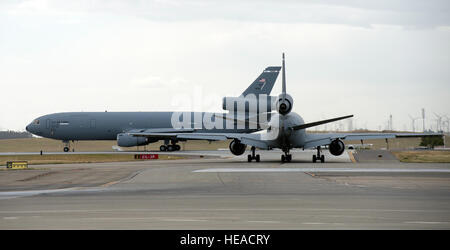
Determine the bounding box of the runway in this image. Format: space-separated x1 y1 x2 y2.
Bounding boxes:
1 150 450 229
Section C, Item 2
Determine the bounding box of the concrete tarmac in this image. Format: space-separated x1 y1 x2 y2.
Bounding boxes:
1 150 450 229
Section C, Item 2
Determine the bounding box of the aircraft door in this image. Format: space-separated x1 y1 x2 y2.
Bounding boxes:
90 119 96 128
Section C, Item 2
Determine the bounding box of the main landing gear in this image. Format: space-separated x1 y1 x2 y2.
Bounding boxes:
248 146 260 162
159 144 181 152
281 149 292 163
312 146 325 163
159 140 181 152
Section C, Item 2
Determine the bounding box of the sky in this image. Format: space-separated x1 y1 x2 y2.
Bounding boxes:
0 0 449 132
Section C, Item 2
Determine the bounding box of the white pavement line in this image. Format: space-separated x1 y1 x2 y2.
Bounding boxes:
160 218 209 222
3 217 18 220
246 220 281 224
0 208 446 214
0 187 87 199
404 221 449 225
193 168 450 173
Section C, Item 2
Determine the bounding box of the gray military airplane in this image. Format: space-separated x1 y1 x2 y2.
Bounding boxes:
128 53 441 162
26 66 281 152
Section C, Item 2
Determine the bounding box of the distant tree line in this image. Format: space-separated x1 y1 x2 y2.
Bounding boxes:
420 136 444 149
0 130 33 139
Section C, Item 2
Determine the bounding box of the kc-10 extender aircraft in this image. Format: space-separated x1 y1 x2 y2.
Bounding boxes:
126 53 441 162
26 66 282 152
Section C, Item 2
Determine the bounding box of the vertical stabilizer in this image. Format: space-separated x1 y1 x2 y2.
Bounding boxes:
282 53 286 95
241 66 281 97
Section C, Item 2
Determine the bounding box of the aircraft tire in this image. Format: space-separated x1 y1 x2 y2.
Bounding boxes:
256 155 260 162
160 145 167 151
320 155 325 163
248 155 252 162
312 155 317 163
63 147 69 152
286 154 292 162
281 155 285 162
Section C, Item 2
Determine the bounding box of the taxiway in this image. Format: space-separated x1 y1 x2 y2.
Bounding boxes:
1 150 449 229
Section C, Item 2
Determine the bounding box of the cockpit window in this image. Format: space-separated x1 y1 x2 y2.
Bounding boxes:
34 119 40 125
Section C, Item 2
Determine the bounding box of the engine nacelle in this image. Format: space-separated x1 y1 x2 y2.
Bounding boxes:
117 133 148 147
276 93 293 115
222 95 277 113
329 139 345 156
229 139 247 156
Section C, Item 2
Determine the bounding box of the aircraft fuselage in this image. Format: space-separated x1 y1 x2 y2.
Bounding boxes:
26 112 258 141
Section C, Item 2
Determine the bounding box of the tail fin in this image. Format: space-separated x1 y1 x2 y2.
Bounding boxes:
241 66 281 97
281 53 286 95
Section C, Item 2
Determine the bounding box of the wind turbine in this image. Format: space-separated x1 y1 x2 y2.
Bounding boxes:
434 113 443 132
408 114 420 132
443 115 450 133
422 108 426 132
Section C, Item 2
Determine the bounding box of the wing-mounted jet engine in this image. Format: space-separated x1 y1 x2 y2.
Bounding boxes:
117 133 149 147
229 139 247 156
329 139 345 156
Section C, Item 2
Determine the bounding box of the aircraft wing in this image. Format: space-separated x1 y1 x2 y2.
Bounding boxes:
128 131 270 149
303 132 442 149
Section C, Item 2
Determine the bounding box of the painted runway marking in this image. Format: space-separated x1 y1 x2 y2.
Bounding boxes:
246 220 281 224
161 218 209 222
404 221 448 225
3 217 18 220
0 188 78 198
1 208 445 214
0 187 102 199
193 168 450 173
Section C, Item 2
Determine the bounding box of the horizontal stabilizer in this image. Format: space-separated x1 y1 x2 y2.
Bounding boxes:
291 115 353 131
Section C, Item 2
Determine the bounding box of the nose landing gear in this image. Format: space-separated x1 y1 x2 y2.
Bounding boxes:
62 140 75 152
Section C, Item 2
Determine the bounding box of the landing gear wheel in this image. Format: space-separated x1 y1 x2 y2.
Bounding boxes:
159 145 167 151
286 154 292 162
281 153 292 162
175 145 181 151
248 146 260 163
167 145 175 151
313 146 324 163
63 147 69 152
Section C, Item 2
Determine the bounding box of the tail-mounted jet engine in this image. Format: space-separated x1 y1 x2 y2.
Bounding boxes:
276 93 293 115
329 139 345 156
229 139 247 156
117 133 149 147
222 95 277 113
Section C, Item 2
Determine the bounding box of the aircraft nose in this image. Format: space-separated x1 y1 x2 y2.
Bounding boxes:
26 122 34 133
26 124 32 133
